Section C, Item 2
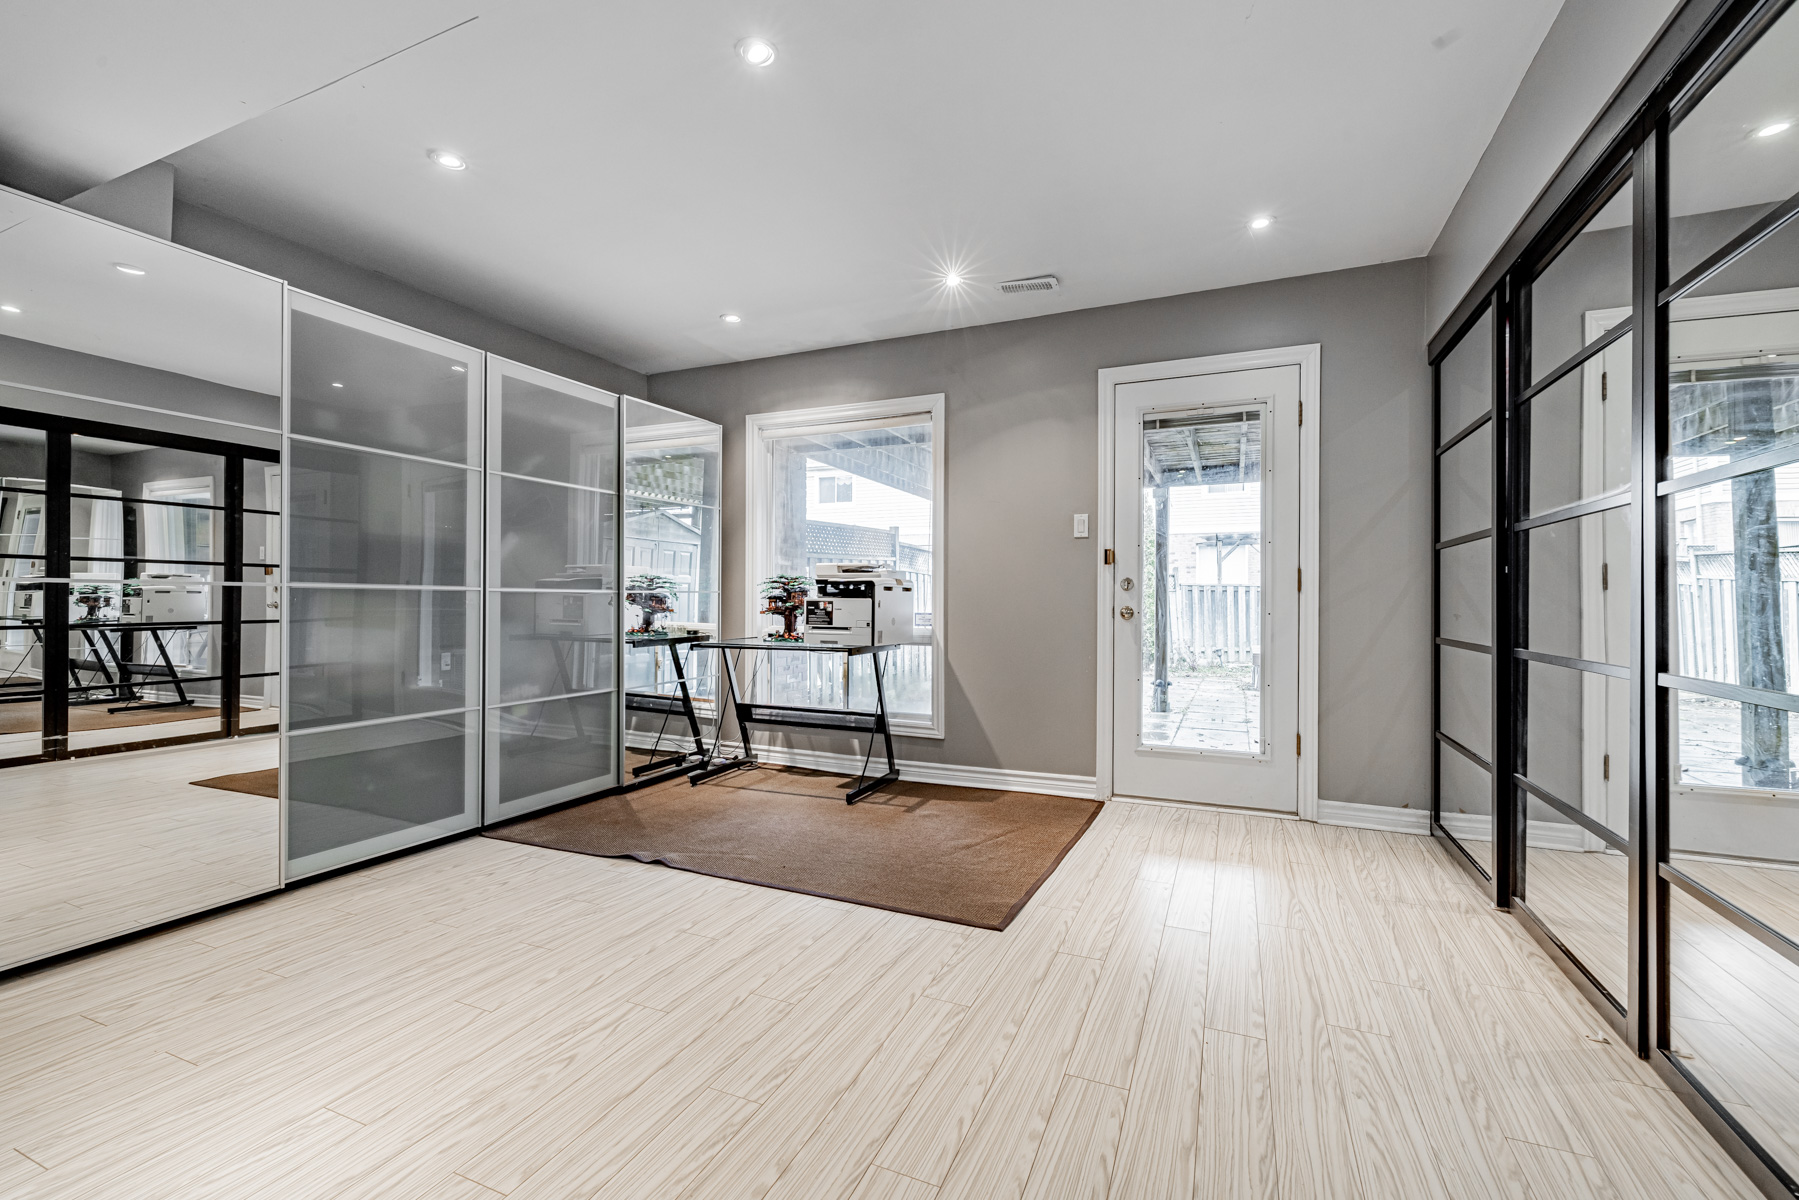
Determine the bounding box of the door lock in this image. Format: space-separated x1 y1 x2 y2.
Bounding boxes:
1120 577 1134 591
1119 605 1136 621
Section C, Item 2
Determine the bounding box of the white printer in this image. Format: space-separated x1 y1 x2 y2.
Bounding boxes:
135 574 209 623
534 567 613 638
803 563 927 647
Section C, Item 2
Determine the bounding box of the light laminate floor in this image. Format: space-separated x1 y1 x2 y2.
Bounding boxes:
0 799 1763 1199
0 736 279 972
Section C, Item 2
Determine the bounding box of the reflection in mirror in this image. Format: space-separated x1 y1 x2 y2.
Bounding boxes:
1438 540 1490 646
0 192 282 971
1523 659 1631 839
1525 508 1631 668
1669 4 1799 281
1524 332 1632 517
1669 887 1799 1178
1529 182 1632 382
1522 793 1628 1003
0 187 281 430
1439 644 1491 762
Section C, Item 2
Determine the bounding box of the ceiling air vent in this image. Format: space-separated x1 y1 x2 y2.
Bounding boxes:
996 274 1059 295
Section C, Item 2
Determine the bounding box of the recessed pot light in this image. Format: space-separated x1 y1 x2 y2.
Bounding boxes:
736 37 776 66
0 305 19 314
1757 121 1792 138
1249 216 1272 230
944 272 965 288
113 262 146 275
428 149 468 170
721 313 742 323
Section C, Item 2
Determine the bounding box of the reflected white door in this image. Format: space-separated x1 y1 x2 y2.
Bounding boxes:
1112 365 1301 811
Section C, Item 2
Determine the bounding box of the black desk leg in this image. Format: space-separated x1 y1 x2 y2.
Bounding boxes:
107 629 195 714
845 649 901 804
628 643 710 778
669 642 708 757
689 645 756 785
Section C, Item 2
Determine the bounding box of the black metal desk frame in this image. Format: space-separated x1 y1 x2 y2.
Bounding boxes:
6 619 199 713
692 639 900 804
622 633 709 788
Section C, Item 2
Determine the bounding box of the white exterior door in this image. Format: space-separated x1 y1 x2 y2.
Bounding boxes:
1111 365 1302 812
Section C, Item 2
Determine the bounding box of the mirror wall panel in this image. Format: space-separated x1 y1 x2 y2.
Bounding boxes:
283 292 480 879
483 357 620 821
0 185 282 971
623 397 723 775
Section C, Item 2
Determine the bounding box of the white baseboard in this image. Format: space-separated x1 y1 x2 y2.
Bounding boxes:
697 740 1098 800
1317 800 1429 833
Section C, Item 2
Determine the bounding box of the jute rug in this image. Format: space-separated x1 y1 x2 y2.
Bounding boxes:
190 768 280 799
487 765 1103 929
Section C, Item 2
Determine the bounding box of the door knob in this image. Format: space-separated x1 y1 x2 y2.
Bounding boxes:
1119 605 1135 621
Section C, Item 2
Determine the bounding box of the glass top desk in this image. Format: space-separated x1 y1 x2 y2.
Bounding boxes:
692 639 901 803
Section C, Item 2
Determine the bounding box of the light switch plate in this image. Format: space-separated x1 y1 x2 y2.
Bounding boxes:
1073 513 1089 538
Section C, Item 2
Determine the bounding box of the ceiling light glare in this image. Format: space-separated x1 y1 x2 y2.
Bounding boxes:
721 313 742 323
331 381 345 388
1756 121 1792 138
451 365 466 373
736 38 776 66
113 262 146 275
428 149 468 170
0 305 18 314
943 272 964 288
1249 216 1272 230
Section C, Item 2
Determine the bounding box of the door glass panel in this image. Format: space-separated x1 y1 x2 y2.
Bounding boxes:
1439 644 1491 763
1528 183 1633 382
1670 463 1799 706
1440 748 1493 879
496 476 615 590
289 441 475 587
1439 540 1490 646
1669 3 1799 282
286 712 476 878
498 374 618 488
0 425 46 761
1138 407 1263 754
287 587 473 730
289 308 478 463
1440 310 1493 437
496 591 614 704
1439 422 1492 540
1525 508 1631 667
1524 334 1633 516
489 692 618 808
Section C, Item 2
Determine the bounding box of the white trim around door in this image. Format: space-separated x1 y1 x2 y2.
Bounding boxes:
1096 345 1321 819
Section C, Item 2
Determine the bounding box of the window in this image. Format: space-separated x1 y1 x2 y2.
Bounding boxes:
746 395 944 736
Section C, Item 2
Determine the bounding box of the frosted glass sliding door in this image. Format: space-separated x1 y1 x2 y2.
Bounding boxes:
483 358 620 820
283 292 482 877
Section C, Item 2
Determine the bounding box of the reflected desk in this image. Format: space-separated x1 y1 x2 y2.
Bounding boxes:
10 619 201 713
623 633 710 788
693 639 900 804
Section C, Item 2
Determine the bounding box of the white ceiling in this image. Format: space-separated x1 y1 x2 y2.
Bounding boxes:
8 1 1564 376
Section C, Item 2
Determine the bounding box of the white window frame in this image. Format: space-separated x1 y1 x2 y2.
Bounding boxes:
745 394 946 738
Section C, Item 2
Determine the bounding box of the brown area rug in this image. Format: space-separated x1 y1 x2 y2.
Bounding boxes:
0 705 236 735
190 768 280 799
487 765 1103 929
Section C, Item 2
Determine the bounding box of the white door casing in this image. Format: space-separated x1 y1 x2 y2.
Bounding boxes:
1096 346 1320 817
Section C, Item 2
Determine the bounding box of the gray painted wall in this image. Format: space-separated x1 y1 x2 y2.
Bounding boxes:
651 258 1433 809
1427 0 1683 333
172 202 648 400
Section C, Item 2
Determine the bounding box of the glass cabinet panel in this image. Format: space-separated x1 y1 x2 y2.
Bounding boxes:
484 358 620 820
284 294 481 878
